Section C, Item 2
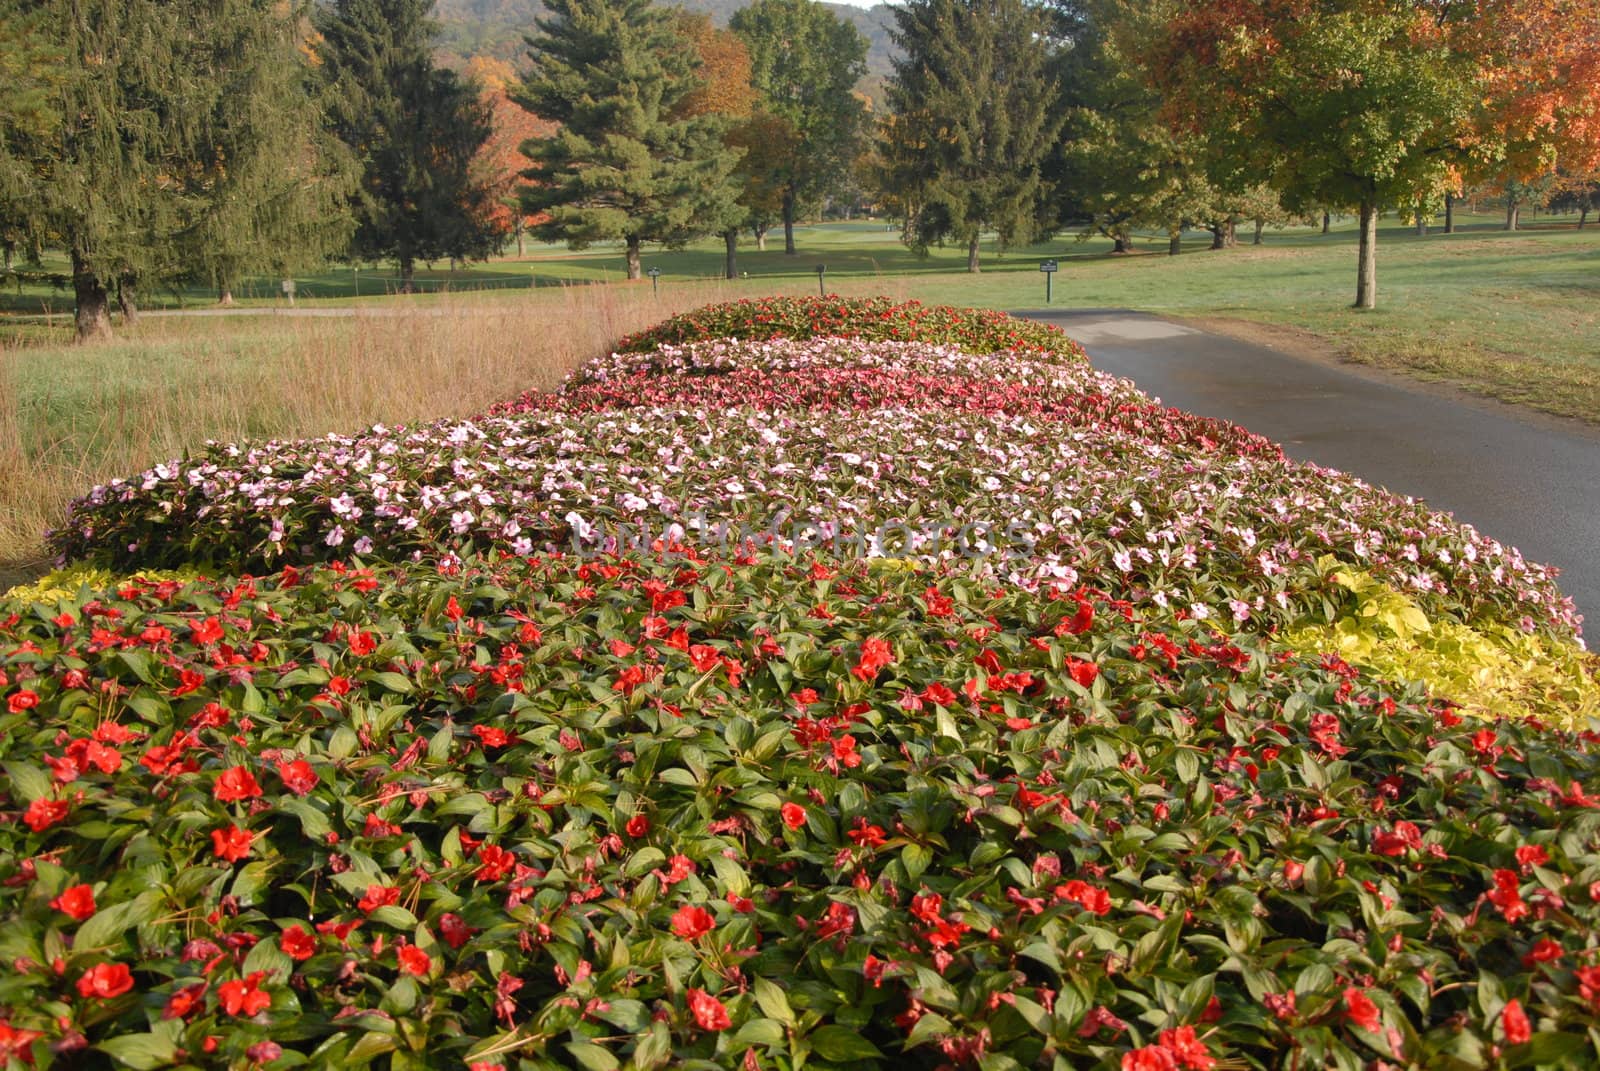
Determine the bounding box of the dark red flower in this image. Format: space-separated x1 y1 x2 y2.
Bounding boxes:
279 926 316 961
1342 987 1381 1032
358 885 400 914
687 988 731 1032
276 759 317 796
1502 997 1531 1045
23 798 68 833
218 972 271 1016
7 690 39 715
50 884 96 921
213 766 262 803
396 944 432 977
211 825 255 863
671 904 716 940
625 814 650 838
781 802 807 830
76 962 134 1000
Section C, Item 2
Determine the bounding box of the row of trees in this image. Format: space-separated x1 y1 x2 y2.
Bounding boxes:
5 0 1598 337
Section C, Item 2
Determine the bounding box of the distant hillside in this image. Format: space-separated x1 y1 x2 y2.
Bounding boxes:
432 0 898 111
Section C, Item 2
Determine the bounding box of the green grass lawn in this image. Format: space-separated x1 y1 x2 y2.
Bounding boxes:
5 210 1599 422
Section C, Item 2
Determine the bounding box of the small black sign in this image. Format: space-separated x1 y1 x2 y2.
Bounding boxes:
1038 260 1058 273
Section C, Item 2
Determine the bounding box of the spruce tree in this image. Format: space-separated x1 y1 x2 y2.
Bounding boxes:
516 0 743 280
730 0 867 255
317 0 499 289
883 0 1064 272
181 1 356 305
0 0 212 339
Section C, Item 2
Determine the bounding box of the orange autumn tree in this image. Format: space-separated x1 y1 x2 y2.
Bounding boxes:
1452 0 1600 229
466 56 554 256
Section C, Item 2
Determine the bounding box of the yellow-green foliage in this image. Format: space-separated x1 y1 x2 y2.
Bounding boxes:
1285 557 1599 732
2 564 200 605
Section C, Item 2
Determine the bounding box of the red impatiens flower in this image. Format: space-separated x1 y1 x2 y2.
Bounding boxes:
162 982 208 1021
850 637 895 681
1157 1025 1215 1070
279 926 316 961
213 765 262 803
439 913 478 950
1342 986 1381 1032
472 725 511 749
686 988 731 1032
358 884 400 913
396 944 432 977
218 972 271 1017
671 904 716 940
1373 821 1423 856
23 797 68 833
276 759 318 796
1065 657 1099 688
50 884 96 921
1501 998 1531 1045
0 1019 43 1064
1488 869 1529 923
190 617 224 645
1514 844 1549 872
347 630 378 657
1522 938 1563 968
780 802 807 830
76 962 135 1000
1056 879 1112 916
7 689 39 715
625 814 650 838
475 844 517 882
211 825 255 863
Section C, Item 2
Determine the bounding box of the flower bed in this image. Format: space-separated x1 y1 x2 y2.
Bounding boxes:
613 296 1087 358
3 556 1599 1069
48 333 1578 641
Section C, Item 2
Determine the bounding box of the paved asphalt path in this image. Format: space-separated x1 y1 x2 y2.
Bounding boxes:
1015 308 1600 632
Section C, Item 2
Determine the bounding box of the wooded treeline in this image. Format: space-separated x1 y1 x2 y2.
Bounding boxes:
2 0 1597 339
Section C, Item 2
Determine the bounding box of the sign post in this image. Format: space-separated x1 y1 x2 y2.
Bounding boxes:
1038 259 1057 304
281 278 296 308
647 267 661 296
816 265 827 296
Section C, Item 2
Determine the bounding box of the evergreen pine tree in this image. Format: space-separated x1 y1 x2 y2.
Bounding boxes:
317 0 499 289
181 1 356 305
0 0 213 339
883 0 1064 272
515 0 743 280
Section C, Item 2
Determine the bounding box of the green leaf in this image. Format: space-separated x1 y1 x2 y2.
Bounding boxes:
76 892 162 953
564 1040 620 1071
97 1032 177 1070
732 1018 787 1047
810 1025 883 1062
2 762 50 805
753 975 795 1025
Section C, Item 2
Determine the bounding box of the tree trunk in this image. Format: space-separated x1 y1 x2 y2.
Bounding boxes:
116 275 138 326
218 284 234 307
1169 229 1182 256
1253 218 1265 244
1321 211 1331 235
1415 201 1427 236
723 229 737 280
1581 207 1589 230
399 256 416 293
71 251 113 342
1444 193 1455 233
625 235 642 280
1355 199 1378 310
753 224 768 251
515 230 525 258
782 190 797 255
1111 235 1129 254
1225 218 1237 247
1209 226 1226 250
1505 199 1519 231
966 232 980 273
1 241 12 272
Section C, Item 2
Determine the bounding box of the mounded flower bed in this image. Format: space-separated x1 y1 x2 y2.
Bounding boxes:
5 297 1598 1069
3 556 1600 1070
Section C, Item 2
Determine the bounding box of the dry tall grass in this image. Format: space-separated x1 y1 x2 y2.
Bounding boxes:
2 279 827 586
